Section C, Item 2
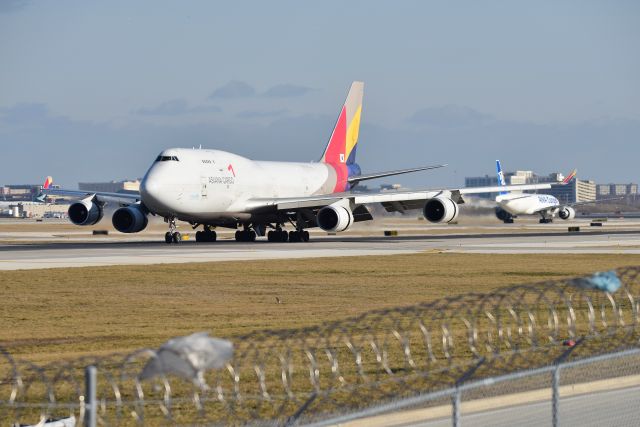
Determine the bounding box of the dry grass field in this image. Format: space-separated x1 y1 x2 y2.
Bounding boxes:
1 252 640 363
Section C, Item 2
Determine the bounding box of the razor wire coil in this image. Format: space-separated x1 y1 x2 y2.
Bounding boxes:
1 266 639 426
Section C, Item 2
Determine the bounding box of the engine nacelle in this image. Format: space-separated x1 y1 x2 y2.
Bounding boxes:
68 200 103 226
112 205 149 233
423 197 459 223
558 206 576 220
316 201 354 232
495 207 513 221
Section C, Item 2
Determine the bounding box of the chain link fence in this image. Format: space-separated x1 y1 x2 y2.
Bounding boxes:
1 266 639 426
314 348 640 427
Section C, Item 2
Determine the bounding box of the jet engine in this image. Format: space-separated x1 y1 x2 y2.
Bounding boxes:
316 201 354 232
495 207 514 223
112 204 149 233
423 196 459 223
68 199 103 226
558 206 576 220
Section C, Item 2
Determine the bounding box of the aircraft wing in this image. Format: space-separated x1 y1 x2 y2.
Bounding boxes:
245 182 553 213
41 188 141 205
347 164 447 184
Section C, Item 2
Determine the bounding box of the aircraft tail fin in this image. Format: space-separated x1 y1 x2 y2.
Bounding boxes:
36 176 53 202
320 81 364 165
562 169 577 184
43 176 53 189
496 160 508 195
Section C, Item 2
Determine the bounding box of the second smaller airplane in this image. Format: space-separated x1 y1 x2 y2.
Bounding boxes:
493 160 580 223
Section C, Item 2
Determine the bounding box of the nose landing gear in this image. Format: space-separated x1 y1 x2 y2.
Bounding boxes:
164 217 181 244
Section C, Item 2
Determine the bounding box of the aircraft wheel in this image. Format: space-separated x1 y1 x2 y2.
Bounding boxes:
195 231 203 242
302 231 310 242
235 230 241 241
249 231 256 242
267 230 274 242
172 232 181 243
281 231 289 242
210 230 217 242
165 232 173 244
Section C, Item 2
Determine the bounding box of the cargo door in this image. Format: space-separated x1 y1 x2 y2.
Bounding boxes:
200 176 208 199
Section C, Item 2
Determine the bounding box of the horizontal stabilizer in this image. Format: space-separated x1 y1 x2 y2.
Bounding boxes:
347 164 447 184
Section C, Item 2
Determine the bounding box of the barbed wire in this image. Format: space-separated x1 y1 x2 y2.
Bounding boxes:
1 267 639 426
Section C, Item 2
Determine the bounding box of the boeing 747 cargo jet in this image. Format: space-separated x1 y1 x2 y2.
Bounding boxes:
43 82 553 243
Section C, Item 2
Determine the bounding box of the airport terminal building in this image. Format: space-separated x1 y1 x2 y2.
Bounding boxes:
78 179 141 193
596 183 638 200
465 171 597 203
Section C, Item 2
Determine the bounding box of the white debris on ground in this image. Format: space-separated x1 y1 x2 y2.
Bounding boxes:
139 332 234 388
23 416 76 427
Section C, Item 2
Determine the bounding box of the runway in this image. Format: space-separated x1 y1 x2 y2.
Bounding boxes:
1 228 639 270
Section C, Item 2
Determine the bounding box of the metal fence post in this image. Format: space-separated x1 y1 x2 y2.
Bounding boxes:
452 388 461 427
551 365 560 427
85 365 97 427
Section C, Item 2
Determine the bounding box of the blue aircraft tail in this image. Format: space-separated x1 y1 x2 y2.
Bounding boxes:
496 160 508 195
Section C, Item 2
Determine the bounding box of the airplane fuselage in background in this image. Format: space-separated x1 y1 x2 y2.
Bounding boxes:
496 193 560 216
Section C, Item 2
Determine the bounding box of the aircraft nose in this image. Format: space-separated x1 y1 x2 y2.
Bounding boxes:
140 174 164 210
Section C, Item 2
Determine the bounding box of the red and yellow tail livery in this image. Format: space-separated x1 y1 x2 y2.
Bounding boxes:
320 81 364 191
562 169 577 184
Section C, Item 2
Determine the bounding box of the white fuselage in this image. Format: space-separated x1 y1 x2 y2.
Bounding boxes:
496 193 559 216
140 148 340 223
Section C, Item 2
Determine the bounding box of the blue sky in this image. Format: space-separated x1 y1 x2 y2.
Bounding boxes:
1 1 639 188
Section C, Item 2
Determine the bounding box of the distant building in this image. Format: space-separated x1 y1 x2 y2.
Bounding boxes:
596 183 638 199
353 183 410 193
78 179 141 193
547 179 596 204
0 183 60 202
465 171 565 199
465 169 602 203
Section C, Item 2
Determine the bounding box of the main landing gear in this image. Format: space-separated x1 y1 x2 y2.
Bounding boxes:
195 226 217 242
287 230 310 242
235 228 256 242
164 217 181 244
267 228 288 242
539 217 553 224
266 225 309 243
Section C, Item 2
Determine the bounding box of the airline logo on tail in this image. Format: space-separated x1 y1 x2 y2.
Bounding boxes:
496 160 508 195
562 169 577 184
43 176 53 189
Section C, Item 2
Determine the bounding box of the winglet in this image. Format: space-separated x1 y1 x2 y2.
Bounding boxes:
562 169 577 185
496 160 508 195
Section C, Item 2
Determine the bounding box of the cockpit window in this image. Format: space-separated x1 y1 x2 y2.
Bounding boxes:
155 155 179 162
